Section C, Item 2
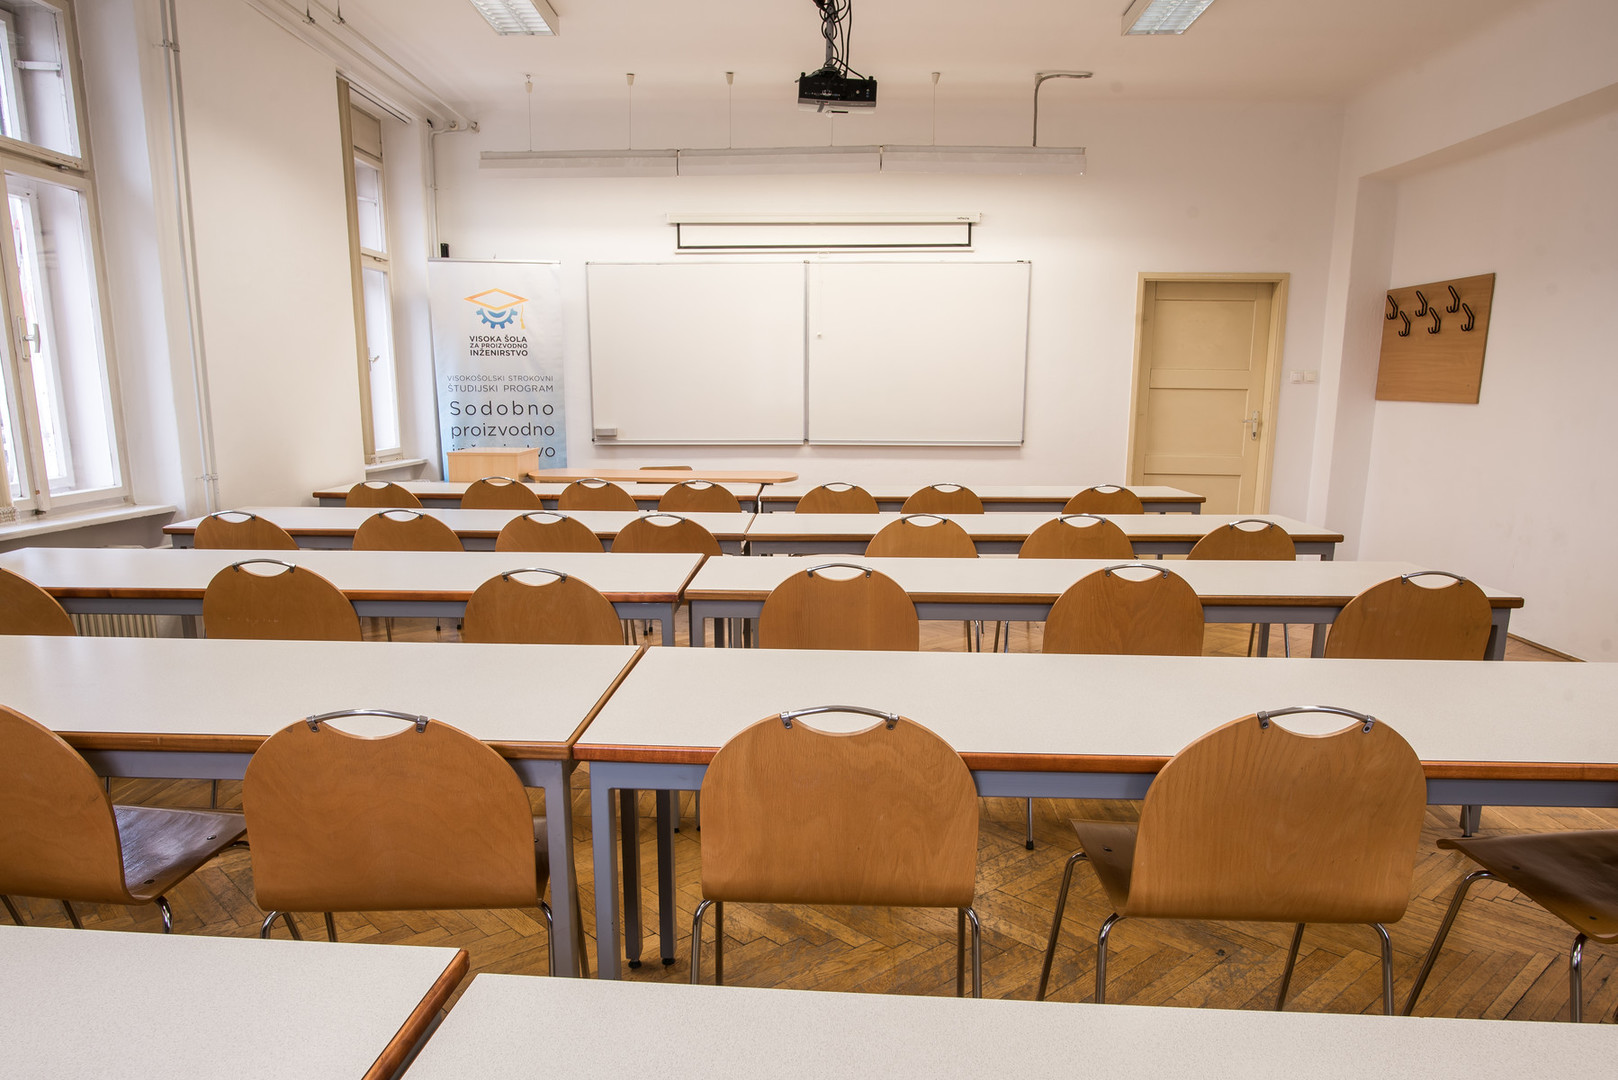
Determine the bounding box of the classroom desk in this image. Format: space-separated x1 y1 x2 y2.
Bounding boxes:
684 557 1524 659
576 648 1616 977
743 512 1343 558
758 482 1206 514
527 468 797 484
401 973 1615 1080
0 924 468 1080
166 507 755 554
0 547 701 644
0 634 640 978
313 480 766 511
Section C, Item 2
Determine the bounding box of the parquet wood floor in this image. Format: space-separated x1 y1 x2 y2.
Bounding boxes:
5 618 1605 1025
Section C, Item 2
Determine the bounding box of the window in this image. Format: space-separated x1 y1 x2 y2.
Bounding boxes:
339 81 401 463
0 0 124 521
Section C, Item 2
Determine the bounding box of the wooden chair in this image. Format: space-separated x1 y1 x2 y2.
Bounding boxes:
1404 831 1618 1022
1043 563 1203 655
1063 485 1144 515
1038 706 1426 1014
1324 570 1493 660
243 710 584 976
1018 514 1135 560
1187 518 1296 656
462 476 543 511
495 510 604 553
192 510 300 550
796 482 879 514
611 513 721 556
692 706 982 995
344 481 422 509
461 569 623 645
658 480 741 514
201 559 361 641
0 566 74 636
757 563 919 651
352 509 464 552
902 483 983 515
0 705 245 932
865 514 977 559
557 478 636 512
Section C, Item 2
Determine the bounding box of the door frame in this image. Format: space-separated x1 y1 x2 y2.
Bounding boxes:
1124 272 1290 514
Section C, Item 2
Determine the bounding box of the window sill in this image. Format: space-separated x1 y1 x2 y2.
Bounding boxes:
0 503 177 550
365 457 428 480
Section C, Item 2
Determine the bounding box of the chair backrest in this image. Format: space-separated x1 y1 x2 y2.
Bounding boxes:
901 483 983 515
461 569 623 645
611 513 720 556
494 510 604 553
0 566 75 636
700 707 978 908
1187 518 1296 561
351 509 464 552
796 482 879 514
1018 514 1135 560
345 481 422 509
192 510 300 551
1043 563 1203 655
865 514 978 559
757 564 920 651
1324 571 1493 660
1063 485 1144 515
1128 707 1426 923
557 478 637 511
0 705 132 904
202 559 362 641
658 480 741 513
243 713 539 911
462 476 543 511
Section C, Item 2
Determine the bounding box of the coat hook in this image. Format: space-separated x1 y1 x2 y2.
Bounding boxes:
1385 295 1398 320
1446 285 1460 313
1460 303 1475 331
1398 311 1411 337
1413 290 1429 317
1426 309 1441 334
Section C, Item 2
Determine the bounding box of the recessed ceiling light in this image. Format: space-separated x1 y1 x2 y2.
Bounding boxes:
469 0 559 36
1121 0 1216 35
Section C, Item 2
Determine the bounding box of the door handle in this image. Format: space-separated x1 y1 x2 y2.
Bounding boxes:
1240 411 1261 441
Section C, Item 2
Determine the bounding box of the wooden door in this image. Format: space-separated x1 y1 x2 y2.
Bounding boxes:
1128 279 1282 514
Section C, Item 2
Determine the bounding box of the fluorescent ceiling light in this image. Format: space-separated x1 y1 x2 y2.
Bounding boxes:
469 0 558 36
1121 0 1216 35
678 146 881 176
880 146 1086 175
481 149 677 177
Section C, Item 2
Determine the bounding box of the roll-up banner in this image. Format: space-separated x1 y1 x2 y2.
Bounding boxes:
427 259 566 472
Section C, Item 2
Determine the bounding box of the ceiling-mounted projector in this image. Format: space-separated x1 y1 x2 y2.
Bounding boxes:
798 0 876 113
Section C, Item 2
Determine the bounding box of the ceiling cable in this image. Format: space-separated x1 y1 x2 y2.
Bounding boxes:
930 71 940 146
725 71 734 149
625 72 634 149
1032 70 1092 147
524 73 533 152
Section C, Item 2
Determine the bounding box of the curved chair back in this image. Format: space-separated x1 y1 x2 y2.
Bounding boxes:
700 707 978 908
1187 518 1296 561
1063 485 1144 515
796 482 879 514
557 478 636 512
192 510 300 551
1043 563 1203 655
462 569 623 645
462 476 543 511
612 513 720 556
0 566 75 636
865 514 977 559
244 713 538 911
352 509 463 552
1128 707 1425 923
659 480 741 514
494 510 604 553
1325 571 1493 660
1018 514 1135 560
0 705 131 904
202 560 362 641
345 481 422 509
758 564 919 651
902 484 983 515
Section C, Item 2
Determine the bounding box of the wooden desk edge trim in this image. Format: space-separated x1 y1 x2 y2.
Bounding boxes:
680 589 1525 609
363 947 470 1080
564 644 651 749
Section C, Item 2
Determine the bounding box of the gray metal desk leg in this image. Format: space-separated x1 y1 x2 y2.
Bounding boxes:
537 760 581 978
1311 624 1328 657
659 605 676 646
1486 611 1509 660
591 776 622 979
656 790 677 964
1460 804 1483 836
619 789 643 968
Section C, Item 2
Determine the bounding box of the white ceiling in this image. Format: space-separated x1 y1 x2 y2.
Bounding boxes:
326 0 1534 115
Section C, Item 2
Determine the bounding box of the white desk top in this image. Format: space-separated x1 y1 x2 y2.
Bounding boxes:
166 507 755 542
0 547 701 602
313 480 765 502
575 647 1614 777
404 973 1616 1080
0 635 640 756
0 924 466 1080
685 557 1523 608
759 481 1205 503
744 512 1341 543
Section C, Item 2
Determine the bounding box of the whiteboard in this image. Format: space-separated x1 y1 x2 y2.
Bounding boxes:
586 262 806 444
806 262 1029 445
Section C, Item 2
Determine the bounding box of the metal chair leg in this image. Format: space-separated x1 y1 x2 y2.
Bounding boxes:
260 910 302 940
714 901 724 985
1571 933 1587 1023
956 908 966 997
1276 923 1305 1009
1095 913 1125 1004
964 906 982 999
2 895 25 925
61 900 82 929
1402 868 1495 1015
156 896 174 934
324 912 338 942
1037 851 1088 1001
690 899 713 985
1371 922 1395 1015
1025 798 1036 851
539 901 555 978
210 779 219 808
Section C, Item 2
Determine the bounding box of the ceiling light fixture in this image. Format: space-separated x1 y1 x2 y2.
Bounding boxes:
1120 0 1216 35
469 0 559 36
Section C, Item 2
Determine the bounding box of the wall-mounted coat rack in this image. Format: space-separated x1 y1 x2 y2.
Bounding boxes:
1376 273 1495 402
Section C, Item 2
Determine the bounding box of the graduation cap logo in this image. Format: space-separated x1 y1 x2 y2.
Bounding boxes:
465 288 528 329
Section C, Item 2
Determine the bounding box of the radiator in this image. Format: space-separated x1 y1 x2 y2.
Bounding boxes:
71 613 164 638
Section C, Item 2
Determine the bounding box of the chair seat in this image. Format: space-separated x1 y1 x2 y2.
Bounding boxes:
115 805 246 903
1070 819 1138 910
1438 830 1618 943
